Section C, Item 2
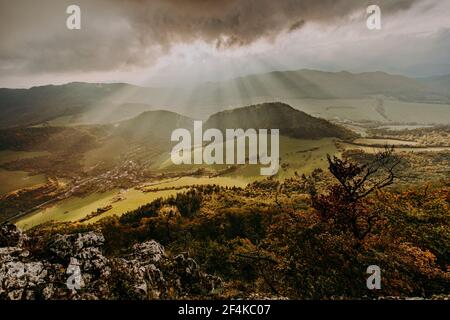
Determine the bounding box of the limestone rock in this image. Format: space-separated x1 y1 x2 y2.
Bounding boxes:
130 240 165 264
0 226 222 300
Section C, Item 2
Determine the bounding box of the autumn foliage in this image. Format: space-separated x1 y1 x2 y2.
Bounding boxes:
28 150 450 299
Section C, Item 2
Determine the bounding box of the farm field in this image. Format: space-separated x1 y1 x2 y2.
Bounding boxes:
0 150 50 195
0 150 50 164
353 138 418 146
157 136 340 179
15 176 249 229
0 169 47 195
283 98 450 124
342 142 450 154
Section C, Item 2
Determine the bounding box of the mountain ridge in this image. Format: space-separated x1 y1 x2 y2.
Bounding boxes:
1 69 450 128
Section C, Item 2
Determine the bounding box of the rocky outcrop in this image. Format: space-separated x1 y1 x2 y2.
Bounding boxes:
0 224 222 300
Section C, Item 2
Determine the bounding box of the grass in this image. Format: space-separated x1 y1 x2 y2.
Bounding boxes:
0 169 47 195
16 190 118 229
215 137 340 179
0 150 50 194
0 150 50 165
82 136 129 169
275 137 340 179
155 136 340 179
14 137 341 229
281 98 450 124
342 142 450 154
15 176 249 230
141 176 249 189
353 138 418 146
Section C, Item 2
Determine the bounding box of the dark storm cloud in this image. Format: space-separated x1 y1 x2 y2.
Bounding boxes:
121 0 419 47
0 0 421 76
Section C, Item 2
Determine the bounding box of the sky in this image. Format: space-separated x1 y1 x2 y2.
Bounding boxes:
0 0 449 88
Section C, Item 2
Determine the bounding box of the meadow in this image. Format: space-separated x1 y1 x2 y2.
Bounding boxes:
15 176 249 229
0 169 47 195
14 136 338 229
0 150 50 195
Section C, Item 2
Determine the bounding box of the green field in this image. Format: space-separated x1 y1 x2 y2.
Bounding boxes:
0 169 47 195
16 190 118 229
278 137 340 178
156 136 340 179
14 136 341 229
353 138 418 146
141 176 249 189
0 150 50 195
281 98 450 124
342 141 450 154
15 176 249 230
0 150 50 164
19 134 444 230
82 136 130 169
222 137 340 179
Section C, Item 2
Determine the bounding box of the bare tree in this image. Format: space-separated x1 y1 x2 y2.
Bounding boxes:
327 146 401 201
311 146 401 241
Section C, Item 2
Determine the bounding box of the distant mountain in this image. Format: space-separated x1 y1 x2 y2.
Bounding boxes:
114 110 193 143
50 103 156 126
1 70 449 128
205 102 355 140
199 69 447 102
0 82 136 128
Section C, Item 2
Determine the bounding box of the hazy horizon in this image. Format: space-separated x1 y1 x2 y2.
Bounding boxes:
2 67 450 90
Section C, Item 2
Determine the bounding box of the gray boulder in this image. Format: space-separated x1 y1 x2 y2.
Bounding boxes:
0 225 222 300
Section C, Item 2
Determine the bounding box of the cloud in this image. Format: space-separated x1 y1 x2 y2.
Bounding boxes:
119 0 421 48
0 0 421 77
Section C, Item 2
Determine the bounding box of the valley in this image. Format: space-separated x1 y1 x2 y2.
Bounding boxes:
0 77 449 236
0 169 47 195
2 0 450 302
0 77 449 301
2 114 449 229
15 176 249 230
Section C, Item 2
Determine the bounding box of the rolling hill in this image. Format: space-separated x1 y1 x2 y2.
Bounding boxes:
0 82 137 128
114 110 194 143
0 103 352 156
205 102 355 140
